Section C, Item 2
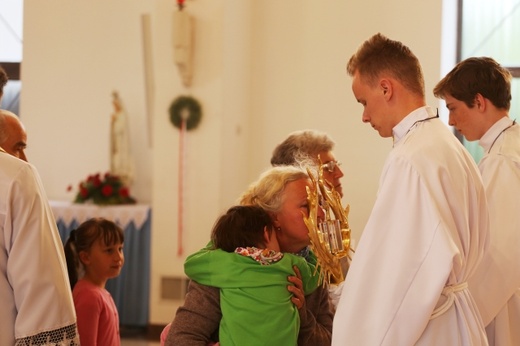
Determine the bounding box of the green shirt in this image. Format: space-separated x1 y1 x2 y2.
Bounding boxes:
184 245 320 346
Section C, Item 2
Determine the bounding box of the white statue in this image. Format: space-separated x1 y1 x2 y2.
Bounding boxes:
110 91 134 186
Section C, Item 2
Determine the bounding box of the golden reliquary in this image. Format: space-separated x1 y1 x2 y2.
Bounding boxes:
303 162 354 286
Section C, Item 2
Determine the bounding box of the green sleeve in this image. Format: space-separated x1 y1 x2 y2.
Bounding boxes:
286 253 321 295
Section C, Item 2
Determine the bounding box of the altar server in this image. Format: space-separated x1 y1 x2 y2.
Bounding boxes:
0 149 79 345
435 56 520 346
332 33 490 345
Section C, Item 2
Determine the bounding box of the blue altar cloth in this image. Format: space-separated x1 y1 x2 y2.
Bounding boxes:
50 201 151 327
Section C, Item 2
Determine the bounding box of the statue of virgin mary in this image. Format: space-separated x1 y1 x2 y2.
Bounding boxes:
110 91 134 186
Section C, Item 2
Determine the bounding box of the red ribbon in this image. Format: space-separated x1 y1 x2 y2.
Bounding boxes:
177 118 187 256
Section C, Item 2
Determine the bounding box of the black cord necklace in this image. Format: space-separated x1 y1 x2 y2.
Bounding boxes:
488 119 516 153
394 111 439 147
405 111 440 136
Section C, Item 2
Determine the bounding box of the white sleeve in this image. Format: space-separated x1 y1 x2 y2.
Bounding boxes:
6 164 79 344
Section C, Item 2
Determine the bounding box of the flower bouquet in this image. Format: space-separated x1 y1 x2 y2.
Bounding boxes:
71 172 136 205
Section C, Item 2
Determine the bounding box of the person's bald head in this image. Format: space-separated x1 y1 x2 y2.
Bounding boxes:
0 110 27 161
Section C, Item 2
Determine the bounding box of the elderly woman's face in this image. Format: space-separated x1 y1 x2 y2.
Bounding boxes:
272 178 315 254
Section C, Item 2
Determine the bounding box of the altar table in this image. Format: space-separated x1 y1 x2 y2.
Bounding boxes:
50 200 151 327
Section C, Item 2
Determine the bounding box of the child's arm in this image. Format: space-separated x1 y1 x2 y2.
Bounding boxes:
74 290 103 345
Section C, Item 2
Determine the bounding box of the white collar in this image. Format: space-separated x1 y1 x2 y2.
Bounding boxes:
392 106 436 146
479 116 515 153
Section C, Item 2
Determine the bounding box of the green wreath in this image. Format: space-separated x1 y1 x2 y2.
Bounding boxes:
169 95 202 131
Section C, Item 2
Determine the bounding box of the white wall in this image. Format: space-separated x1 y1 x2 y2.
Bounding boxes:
22 0 154 203
21 0 449 325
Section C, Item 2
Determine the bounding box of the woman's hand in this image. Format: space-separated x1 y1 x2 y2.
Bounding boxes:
288 265 306 310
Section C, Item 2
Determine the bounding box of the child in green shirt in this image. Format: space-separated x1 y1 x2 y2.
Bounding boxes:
184 205 321 346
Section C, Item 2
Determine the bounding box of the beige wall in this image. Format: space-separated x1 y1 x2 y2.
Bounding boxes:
22 0 452 325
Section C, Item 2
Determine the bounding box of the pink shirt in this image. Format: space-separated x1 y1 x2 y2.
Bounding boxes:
73 279 120 346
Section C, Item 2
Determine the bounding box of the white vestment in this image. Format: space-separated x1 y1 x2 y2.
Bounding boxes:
468 117 520 346
0 151 78 345
332 107 490 345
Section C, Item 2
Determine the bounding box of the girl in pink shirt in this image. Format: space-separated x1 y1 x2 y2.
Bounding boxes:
64 218 125 346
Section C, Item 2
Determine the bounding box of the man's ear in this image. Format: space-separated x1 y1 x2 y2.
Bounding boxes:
380 79 392 99
474 93 486 111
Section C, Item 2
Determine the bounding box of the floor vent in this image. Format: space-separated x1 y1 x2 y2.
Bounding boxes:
161 277 189 300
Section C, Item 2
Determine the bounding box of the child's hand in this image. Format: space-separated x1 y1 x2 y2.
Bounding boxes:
288 265 306 310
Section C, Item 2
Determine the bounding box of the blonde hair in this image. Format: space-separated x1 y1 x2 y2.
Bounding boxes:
347 33 425 97
239 166 309 213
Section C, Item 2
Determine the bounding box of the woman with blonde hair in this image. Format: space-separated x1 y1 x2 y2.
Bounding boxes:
166 165 333 345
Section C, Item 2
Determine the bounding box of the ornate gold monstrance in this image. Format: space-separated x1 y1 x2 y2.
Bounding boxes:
303 163 353 286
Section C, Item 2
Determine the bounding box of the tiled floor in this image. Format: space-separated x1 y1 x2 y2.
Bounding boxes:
120 327 160 346
121 338 160 346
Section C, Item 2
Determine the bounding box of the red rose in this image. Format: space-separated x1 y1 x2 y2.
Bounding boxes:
93 175 102 187
102 184 114 197
119 187 130 198
80 186 89 198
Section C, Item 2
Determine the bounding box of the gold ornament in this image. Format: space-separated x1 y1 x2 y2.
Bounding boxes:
303 161 353 286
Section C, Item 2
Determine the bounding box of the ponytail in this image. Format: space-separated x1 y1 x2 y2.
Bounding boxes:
64 229 79 289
